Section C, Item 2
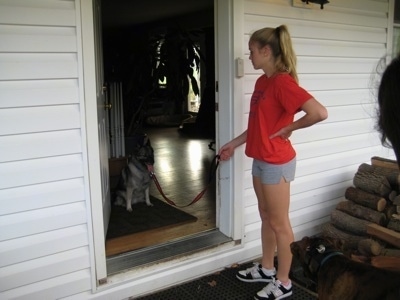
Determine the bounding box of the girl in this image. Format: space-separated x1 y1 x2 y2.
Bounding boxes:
218 25 328 300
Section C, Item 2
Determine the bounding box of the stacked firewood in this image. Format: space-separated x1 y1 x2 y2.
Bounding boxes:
321 156 400 271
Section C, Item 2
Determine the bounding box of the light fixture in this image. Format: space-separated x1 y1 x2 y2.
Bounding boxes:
301 0 329 9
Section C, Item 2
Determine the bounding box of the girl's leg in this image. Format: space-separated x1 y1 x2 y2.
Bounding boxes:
255 176 294 283
253 176 276 270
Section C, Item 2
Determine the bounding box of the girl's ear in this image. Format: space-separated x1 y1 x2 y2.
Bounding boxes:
262 45 271 57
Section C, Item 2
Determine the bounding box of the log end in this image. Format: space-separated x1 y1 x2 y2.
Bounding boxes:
377 198 387 212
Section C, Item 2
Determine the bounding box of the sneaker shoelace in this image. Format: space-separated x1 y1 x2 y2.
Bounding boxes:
248 263 262 277
262 278 279 296
243 263 259 274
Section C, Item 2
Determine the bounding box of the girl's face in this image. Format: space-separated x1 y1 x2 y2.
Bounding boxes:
248 41 267 70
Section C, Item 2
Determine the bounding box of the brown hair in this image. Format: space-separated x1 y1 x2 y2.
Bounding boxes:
249 25 298 82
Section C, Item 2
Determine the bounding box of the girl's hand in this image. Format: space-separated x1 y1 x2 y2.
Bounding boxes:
217 130 247 161
269 127 292 140
218 143 235 161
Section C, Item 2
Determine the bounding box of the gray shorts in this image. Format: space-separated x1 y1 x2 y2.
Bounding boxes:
252 157 296 184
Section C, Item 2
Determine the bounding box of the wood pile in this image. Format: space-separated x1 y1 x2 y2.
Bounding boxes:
321 156 400 271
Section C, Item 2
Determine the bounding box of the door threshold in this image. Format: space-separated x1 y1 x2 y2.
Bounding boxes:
106 229 231 275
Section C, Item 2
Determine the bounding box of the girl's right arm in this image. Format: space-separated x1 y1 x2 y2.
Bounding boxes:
218 130 247 161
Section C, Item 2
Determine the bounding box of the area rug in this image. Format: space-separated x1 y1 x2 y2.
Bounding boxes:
106 195 197 240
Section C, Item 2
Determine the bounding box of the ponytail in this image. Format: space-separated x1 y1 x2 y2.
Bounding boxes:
249 25 298 82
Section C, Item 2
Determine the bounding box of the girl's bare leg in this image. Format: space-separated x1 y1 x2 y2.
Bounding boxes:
253 176 293 283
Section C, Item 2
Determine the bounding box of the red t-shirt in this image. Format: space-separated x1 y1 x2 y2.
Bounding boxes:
245 73 312 164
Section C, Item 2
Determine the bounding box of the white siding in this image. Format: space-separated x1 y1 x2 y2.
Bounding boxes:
0 0 92 298
238 0 394 246
0 0 397 299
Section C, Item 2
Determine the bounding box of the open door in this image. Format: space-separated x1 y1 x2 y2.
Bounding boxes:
93 0 111 236
80 0 111 283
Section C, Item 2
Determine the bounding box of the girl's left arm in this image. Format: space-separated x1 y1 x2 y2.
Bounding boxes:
270 98 328 139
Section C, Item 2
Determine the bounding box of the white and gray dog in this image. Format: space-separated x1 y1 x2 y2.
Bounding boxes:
114 135 154 212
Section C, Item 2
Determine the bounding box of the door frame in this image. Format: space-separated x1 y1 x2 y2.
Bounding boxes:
79 0 109 285
215 0 236 238
79 0 238 288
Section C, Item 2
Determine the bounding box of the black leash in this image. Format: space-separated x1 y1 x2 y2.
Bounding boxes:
150 154 220 207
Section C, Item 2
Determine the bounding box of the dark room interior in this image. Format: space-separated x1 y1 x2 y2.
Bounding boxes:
100 0 218 259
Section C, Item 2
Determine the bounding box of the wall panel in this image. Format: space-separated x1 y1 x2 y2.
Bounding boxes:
0 225 89 268
0 53 78 80
239 0 392 245
0 130 82 162
0 79 79 108
0 1 92 297
0 178 85 215
0 105 81 135
0 25 77 52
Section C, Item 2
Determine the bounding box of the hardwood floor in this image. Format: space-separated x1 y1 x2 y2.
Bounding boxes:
106 126 217 256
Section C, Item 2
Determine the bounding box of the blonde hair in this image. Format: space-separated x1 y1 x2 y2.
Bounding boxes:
249 25 298 82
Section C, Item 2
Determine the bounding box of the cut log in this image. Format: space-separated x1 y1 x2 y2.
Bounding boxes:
371 156 399 170
367 223 400 248
336 200 387 225
381 248 400 257
330 210 371 236
321 222 364 250
393 195 400 205
370 256 400 271
388 190 398 202
357 238 382 256
353 170 392 197
351 254 369 263
345 187 386 212
358 163 400 191
387 218 400 233
384 204 397 221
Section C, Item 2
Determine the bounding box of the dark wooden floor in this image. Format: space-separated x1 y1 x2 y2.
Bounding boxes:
106 126 217 256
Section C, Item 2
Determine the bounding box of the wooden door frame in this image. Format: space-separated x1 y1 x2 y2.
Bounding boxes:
77 0 239 289
215 0 238 239
79 0 108 286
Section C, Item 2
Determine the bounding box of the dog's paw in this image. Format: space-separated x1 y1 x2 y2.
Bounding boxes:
126 207 133 212
146 202 153 207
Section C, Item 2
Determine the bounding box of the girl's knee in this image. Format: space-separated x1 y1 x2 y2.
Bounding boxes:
268 219 291 234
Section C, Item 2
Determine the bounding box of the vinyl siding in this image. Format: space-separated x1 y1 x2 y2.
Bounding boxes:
0 0 396 299
238 0 394 245
0 0 92 298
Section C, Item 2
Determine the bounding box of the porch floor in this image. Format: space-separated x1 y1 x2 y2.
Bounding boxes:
131 260 317 300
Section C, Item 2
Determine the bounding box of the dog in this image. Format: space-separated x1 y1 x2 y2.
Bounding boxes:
290 236 400 300
114 135 154 212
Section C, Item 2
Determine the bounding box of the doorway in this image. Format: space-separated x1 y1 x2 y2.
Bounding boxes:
99 0 226 272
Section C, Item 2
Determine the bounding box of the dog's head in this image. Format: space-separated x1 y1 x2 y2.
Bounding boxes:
132 135 154 167
291 236 344 282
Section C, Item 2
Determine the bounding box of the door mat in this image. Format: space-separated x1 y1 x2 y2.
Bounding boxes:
133 261 318 300
106 195 197 240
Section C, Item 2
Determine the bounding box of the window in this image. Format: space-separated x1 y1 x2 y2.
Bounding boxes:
155 39 167 88
153 37 201 113
188 46 201 113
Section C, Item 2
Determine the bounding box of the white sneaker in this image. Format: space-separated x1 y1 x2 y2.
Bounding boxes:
236 263 276 283
255 279 293 300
